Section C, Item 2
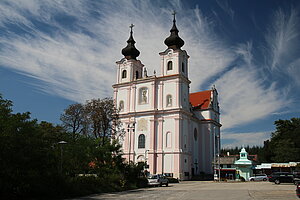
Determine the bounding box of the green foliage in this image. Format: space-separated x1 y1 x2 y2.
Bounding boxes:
268 118 300 162
221 145 264 161
222 118 300 163
0 94 146 199
60 98 125 146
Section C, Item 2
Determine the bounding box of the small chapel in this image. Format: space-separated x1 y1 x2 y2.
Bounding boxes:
112 13 221 180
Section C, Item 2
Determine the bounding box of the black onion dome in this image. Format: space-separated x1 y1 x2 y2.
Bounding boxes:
164 12 184 50
122 24 140 60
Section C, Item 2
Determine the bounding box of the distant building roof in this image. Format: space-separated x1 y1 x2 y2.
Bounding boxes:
254 162 300 169
189 90 211 109
214 156 237 165
234 148 253 165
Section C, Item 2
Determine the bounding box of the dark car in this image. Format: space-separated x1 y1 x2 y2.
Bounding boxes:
268 172 296 184
296 182 300 198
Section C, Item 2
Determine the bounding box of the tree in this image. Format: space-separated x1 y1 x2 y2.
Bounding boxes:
0 94 147 199
268 118 300 162
61 98 124 145
60 103 86 138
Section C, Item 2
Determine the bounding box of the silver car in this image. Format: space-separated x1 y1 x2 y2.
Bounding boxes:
249 174 268 181
147 174 169 186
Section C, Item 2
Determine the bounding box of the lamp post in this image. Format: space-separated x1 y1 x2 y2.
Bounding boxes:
58 141 67 174
127 122 135 162
213 126 217 181
144 149 149 163
194 161 198 174
144 149 149 176
217 134 221 182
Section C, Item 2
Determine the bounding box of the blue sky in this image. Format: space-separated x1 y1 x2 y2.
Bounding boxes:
1 0 299 148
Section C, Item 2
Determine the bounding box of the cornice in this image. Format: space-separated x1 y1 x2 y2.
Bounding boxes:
118 107 193 118
112 73 190 88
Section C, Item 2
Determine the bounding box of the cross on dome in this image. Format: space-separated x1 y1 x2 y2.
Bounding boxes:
172 10 176 21
121 23 140 60
164 10 184 50
129 24 134 32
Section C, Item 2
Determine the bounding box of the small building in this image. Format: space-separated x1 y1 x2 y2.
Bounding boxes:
234 148 253 181
215 156 237 180
254 162 300 175
214 148 254 181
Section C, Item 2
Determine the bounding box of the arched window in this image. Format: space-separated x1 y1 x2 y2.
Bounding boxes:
182 62 185 72
167 61 172 70
122 70 127 78
139 87 148 104
194 128 197 141
166 132 172 148
137 155 145 162
119 100 124 111
136 71 139 79
184 135 187 149
138 134 145 148
166 94 172 107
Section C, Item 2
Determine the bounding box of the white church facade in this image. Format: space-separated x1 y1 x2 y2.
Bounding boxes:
112 14 221 180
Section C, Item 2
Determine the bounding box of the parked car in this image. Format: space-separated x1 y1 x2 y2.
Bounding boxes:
249 174 268 181
296 182 300 198
268 172 296 184
147 174 169 187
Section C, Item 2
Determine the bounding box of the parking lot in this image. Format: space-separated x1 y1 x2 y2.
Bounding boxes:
72 181 298 200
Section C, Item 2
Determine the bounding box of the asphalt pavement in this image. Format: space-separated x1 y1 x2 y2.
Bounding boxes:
71 181 298 200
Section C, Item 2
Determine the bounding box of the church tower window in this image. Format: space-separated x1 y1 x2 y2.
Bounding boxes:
194 128 198 141
167 61 173 70
138 134 145 148
119 100 124 111
135 71 139 79
122 70 127 78
139 87 148 104
166 132 172 148
182 62 185 72
166 95 172 107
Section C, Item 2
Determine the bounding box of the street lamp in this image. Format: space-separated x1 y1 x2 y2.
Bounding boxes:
127 122 135 162
144 150 149 175
213 127 217 181
144 149 149 162
217 134 221 182
58 141 67 174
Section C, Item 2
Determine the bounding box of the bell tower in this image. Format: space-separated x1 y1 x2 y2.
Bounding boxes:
159 12 190 110
116 24 144 84
159 11 189 79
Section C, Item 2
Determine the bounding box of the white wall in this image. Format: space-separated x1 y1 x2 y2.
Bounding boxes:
134 116 151 162
135 82 153 112
116 87 129 113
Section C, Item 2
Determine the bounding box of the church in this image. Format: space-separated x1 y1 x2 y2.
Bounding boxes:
112 13 221 180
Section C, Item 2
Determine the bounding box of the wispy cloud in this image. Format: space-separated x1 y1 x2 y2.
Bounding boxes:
215 66 287 130
222 131 271 148
0 0 235 101
264 7 300 77
0 1 298 142
216 0 235 20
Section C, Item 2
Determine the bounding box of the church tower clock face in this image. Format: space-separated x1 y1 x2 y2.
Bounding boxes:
112 12 221 180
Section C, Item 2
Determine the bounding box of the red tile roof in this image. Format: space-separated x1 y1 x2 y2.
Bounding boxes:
189 90 212 109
